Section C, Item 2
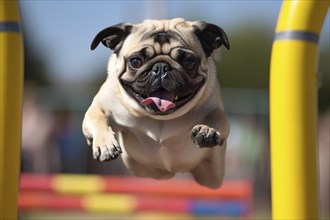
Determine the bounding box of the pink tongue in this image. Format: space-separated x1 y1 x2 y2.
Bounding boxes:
142 91 176 112
142 98 176 112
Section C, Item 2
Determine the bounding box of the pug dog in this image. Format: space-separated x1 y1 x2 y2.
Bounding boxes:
82 18 230 189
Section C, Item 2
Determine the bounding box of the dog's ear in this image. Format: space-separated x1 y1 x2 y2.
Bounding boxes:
91 23 132 52
192 21 230 57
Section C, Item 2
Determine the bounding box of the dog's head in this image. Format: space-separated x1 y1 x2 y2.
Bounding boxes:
91 18 229 118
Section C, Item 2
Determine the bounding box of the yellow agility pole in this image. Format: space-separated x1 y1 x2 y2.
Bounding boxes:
0 0 24 219
270 1 329 219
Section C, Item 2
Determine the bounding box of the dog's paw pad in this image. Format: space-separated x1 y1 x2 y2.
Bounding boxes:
93 148 101 160
90 131 122 161
96 145 122 162
110 145 122 160
99 148 111 161
191 125 221 148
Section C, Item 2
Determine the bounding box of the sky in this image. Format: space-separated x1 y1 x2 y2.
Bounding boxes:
19 1 329 83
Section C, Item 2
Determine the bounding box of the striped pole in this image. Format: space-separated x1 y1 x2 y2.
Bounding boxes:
270 1 328 219
19 174 253 217
0 1 24 219
19 174 253 200
19 191 250 217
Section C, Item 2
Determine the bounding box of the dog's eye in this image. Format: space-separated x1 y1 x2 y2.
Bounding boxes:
183 57 196 70
129 57 143 70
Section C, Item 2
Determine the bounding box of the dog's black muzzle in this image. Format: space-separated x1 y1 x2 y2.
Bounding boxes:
121 61 204 114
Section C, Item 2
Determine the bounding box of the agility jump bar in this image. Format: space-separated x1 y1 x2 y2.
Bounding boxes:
19 174 252 217
20 173 252 199
19 191 249 217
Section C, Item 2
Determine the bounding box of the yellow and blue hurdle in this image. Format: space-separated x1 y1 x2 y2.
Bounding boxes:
0 1 24 219
270 1 328 219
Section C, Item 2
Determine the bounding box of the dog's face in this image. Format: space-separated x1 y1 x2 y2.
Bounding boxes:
91 18 229 118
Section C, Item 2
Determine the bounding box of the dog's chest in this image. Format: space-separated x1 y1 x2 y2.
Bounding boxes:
126 118 184 145
120 121 205 172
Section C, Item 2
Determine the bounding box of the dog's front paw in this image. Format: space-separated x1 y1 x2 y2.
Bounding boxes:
86 130 122 162
191 125 221 148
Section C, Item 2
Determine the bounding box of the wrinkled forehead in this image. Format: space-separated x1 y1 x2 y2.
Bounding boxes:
121 19 201 56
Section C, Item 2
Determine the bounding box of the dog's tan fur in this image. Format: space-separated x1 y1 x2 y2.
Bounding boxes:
82 18 230 189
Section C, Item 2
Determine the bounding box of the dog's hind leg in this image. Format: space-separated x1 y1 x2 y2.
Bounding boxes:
190 144 226 189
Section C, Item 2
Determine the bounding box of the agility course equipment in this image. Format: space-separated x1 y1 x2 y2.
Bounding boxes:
270 1 328 219
0 1 24 219
19 173 253 217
